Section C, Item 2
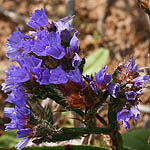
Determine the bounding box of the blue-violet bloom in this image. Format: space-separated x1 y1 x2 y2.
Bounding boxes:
72 53 82 68
27 8 49 29
6 87 27 107
117 107 140 130
70 33 78 52
108 83 120 98
32 31 66 59
134 75 149 88
125 91 137 100
6 28 29 61
2 65 31 92
124 57 138 74
95 66 112 87
117 109 132 129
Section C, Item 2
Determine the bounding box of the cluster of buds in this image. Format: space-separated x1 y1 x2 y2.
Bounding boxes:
2 8 150 150
114 57 149 129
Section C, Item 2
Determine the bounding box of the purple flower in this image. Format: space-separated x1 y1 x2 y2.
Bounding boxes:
4 106 32 150
125 91 137 100
6 46 22 61
27 8 49 29
32 31 66 59
54 16 78 48
22 39 34 56
55 16 76 34
95 66 118 96
17 129 32 138
67 68 82 83
95 66 106 85
4 107 15 119
6 87 27 107
37 66 51 85
117 109 132 129
89 81 98 94
34 28 47 40
38 65 68 85
2 65 31 92
70 33 78 52
95 66 112 86
108 83 120 98
84 75 98 94
15 138 30 150
16 133 31 150
1 81 21 93
134 75 149 88
20 55 42 70
124 57 138 74
130 107 140 124
39 65 83 85
18 55 42 80
84 75 92 83
49 65 68 84
7 27 29 49
117 107 140 130
6 65 31 83
4 106 31 131
72 53 82 68
6 28 29 61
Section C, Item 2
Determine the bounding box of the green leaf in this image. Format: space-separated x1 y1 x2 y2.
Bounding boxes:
0 130 22 148
122 128 150 150
83 48 109 76
0 145 109 150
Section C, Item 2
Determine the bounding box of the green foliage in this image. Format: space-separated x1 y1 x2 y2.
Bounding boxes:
0 130 22 148
122 128 150 150
83 48 109 76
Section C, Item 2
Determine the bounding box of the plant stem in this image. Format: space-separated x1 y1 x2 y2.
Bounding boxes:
108 102 123 150
50 127 111 143
61 127 110 135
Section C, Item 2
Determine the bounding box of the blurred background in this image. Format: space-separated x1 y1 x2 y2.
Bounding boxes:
0 0 150 149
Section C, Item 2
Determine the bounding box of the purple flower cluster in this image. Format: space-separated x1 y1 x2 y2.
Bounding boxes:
4 106 32 150
6 8 82 86
84 57 149 130
38 55 82 85
117 107 140 129
85 66 120 98
2 8 150 150
27 8 49 29
2 8 83 149
95 66 120 98
2 54 35 149
1 63 33 150
115 57 149 129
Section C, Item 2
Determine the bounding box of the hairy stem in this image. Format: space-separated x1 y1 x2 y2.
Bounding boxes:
108 102 123 150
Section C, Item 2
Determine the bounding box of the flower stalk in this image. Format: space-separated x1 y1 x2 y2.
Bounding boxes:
108 100 123 150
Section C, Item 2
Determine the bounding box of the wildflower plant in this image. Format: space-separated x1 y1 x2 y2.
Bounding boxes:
2 8 150 150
